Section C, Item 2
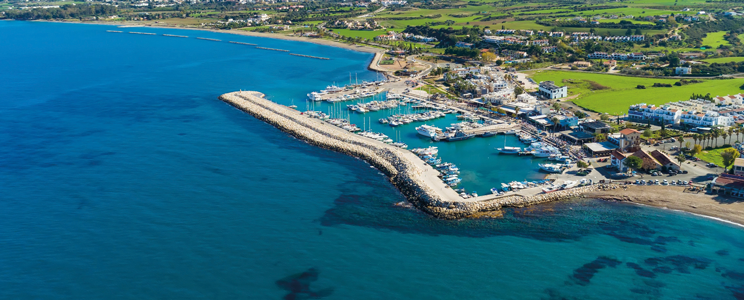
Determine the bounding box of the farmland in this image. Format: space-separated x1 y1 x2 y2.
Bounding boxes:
702 57 744 64
528 71 744 114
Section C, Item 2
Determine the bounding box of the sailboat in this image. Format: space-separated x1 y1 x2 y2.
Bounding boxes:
496 136 521 154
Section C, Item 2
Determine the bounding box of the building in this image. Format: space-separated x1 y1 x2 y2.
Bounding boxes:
608 128 641 151
675 67 692 75
584 141 618 157
537 81 568 99
710 173 744 197
455 42 473 48
627 103 681 125
610 149 680 172
581 121 612 134
734 158 744 176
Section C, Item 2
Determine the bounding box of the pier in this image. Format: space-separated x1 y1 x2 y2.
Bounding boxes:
289 53 330 60
219 91 612 219
196 37 221 42
229 41 257 46
255 47 290 52
129 32 156 35
163 34 189 38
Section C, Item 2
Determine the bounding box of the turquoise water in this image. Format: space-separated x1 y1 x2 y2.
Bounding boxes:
1 21 744 299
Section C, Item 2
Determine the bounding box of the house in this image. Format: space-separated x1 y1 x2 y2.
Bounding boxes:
608 128 641 151
542 46 558 53
603 60 617 67
573 61 592 68
588 52 610 59
581 121 611 134
612 149 680 172
537 81 568 99
584 141 618 157
675 67 692 75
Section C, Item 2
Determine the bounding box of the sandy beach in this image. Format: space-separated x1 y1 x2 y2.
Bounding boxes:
32 20 384 54
586 185 744 227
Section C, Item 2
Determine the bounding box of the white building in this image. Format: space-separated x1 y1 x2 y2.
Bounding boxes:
537 81 567 99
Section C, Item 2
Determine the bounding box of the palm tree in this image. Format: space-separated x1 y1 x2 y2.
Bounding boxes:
723 132 729 146
692 134 699 147
551 117 560 137
713 129 721 148
678 136 685 150
728 127 735 145
737 128 742 144
514 106 521 118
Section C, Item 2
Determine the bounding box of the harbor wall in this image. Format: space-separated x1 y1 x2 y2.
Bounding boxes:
218 91 616 219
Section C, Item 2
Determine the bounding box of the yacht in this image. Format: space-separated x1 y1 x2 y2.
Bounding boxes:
446 130 474 142
542 185 561 194
307 92 325 101
496 146 522 154
322 85 343 93
504 129 519 135
539 163 564 173
481 132 496 137
416 125 442 138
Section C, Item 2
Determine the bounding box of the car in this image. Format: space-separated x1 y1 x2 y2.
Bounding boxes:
655 179 660 185
682 170 688 174
706 163 716 168
670 181 676 185
651 172 658 176
635 180 640 184
640 180 646 185
662 179 668 185
683 181 689 185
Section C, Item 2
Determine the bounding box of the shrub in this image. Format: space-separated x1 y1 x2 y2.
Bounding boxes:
636 85 646 89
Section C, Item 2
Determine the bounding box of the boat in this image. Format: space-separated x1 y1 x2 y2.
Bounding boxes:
481 131 496 137
496 146 522 154
490 188 501 195
562 180 579 189
504 129 519 135
501 183 510 192
307 92 326 101
539 163 564 173
416 125 442 138
446 130 474 142
542 185 561 193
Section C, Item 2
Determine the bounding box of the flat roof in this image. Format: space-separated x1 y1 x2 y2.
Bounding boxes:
585 141 618 153
735 158 744 167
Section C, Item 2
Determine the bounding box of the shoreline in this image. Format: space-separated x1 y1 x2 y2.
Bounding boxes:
585 185 744 227
27 19 384 54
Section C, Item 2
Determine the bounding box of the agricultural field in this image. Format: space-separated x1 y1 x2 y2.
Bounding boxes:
702 57 744 64
528 71 744 114
701 31 731 48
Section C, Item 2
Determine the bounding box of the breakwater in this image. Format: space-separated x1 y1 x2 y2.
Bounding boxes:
129 32 156 35
289 53 330 60
163 34 188 38
196 37 221 42
219 91 612 219
255 47 290 52
106 30 123 33
229 41 257 46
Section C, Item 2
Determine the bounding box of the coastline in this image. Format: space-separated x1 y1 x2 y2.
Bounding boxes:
585 186 744 227
28 19 384 54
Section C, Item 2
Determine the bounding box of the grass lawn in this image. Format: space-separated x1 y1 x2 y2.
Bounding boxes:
701 31 731 48
702 57 744 64
528 70 744 114
330 28 396 40
694 147 733 167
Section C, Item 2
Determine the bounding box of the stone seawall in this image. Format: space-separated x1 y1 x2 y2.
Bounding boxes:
218 91 615 219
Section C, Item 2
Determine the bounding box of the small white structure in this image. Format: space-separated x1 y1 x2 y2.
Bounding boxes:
538 81 567 99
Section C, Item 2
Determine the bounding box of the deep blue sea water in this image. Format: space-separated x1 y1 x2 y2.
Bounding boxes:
2 21 744 299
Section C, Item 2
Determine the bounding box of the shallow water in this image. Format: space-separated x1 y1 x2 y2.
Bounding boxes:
1 21 743 299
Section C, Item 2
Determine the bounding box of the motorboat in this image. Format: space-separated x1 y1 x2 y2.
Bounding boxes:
496 146 521 154
416 125 442 138
542 185 561 193
481 131 496 137
539 163 564 173
562 180 579 189
504 129 519 135
446 130 474 142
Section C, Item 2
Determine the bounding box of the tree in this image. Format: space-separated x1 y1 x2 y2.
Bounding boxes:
551 117 560 136
624 156 643 172
514 106 521 117
678 136 685 150
693 144 703 155
577 160 589 168
685 141 691 150
552 102 561 111
721 148 740 172
600 114 610 121
643 129 653 138
594 133 607 142
676 153 686 164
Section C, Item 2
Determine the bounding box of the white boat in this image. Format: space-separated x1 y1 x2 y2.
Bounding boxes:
496 146 521 154
539 163 564 173
542 185 561 193
416 125 442 138
562 180 579 189
322 85 343 93
307 92 326 101
504 129 519 135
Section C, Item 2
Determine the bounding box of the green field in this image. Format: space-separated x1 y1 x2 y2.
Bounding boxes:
694 147 733 167
330 28 395 40
702 57 744 64
528 71 744 114
701 31 731 48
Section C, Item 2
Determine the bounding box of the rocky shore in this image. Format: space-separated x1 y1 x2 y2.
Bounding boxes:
219 91 621 219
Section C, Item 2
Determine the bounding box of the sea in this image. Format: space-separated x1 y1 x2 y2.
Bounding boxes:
1 21 743 300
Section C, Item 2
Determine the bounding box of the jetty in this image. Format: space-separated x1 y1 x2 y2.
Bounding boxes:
196 37 221 42
229 41 257 46
255 47 290 52
129 32 156 35
106 30 123 33
219 91 613 219
163 34 189 38
289 53 330 60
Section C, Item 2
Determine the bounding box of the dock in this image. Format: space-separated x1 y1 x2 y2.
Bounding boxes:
163 34 189 38
196 37 221 42
289 53 330 60
129 32 156 35
462 124 519 136
229 41 257 46
255 47 290 52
